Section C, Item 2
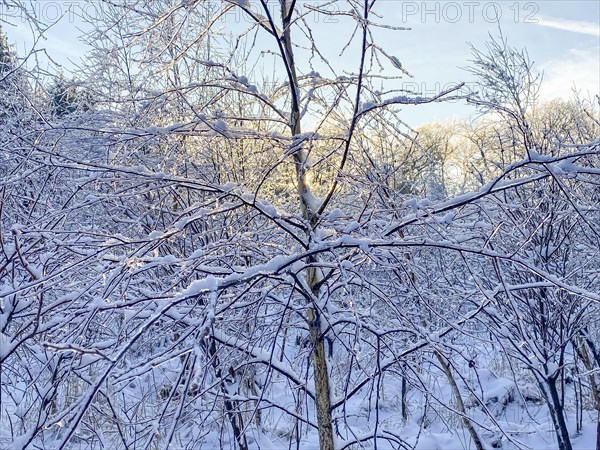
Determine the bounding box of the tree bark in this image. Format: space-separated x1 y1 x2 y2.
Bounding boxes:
577 338 600 450
546 377 573 450
208 340 248 450
308 305 335 450
435 351 484 450
538 375 573 450
278 2 335 448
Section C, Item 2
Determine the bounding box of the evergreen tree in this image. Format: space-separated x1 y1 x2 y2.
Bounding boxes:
0 26 13 72
50 73 90 118
0 25 19 119
50 73 81 118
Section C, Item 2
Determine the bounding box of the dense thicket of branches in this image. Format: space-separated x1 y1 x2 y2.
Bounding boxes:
1 3 599 450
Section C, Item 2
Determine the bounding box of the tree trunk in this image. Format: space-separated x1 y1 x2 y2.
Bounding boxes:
208 340 248 450
577 338 600 450
543 376 573 450
279 1 335 447
401 370 408 422
308 305 335 450
596 411 600 450
435 351 484 450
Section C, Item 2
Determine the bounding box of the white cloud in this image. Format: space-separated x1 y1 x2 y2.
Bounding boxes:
535 17 600 37
538 48 600 101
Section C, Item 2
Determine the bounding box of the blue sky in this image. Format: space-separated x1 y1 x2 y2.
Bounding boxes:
2 0 598 127
380 0 600 124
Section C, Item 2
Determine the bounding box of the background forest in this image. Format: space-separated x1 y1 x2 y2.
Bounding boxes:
1 1 599 449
